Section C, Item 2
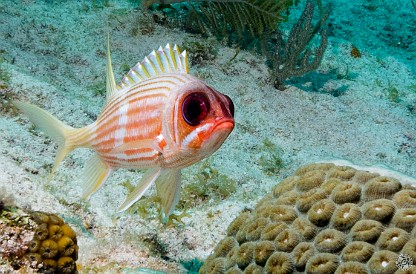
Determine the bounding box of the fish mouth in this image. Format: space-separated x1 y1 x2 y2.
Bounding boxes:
203 118 234 144
211 118 235 133
198 118 234 152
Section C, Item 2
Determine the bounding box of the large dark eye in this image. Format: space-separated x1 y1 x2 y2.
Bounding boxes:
224 95 234 117
182 92 210 126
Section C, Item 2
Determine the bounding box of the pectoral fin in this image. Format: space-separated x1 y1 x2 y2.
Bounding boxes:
82 153 112 200
117 168 161 212
155 169 181 218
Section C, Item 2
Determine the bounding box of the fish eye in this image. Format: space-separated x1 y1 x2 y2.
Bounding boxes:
182 92 210 126
224 95 234 117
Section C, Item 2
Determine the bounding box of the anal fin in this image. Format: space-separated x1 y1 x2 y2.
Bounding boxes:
82 153 112 200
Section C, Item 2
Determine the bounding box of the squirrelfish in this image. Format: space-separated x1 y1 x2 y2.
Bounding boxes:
14 40 235 217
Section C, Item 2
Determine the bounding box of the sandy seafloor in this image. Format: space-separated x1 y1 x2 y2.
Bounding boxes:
0 0 415 273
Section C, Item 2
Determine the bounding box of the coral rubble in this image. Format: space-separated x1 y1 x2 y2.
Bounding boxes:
0 203 78 273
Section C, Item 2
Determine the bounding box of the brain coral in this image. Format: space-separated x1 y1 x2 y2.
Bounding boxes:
199 163 416 274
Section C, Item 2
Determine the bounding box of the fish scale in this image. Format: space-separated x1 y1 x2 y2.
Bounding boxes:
94 94 165 147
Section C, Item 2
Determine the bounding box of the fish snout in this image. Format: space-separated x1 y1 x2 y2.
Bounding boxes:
212 117 234 132
199 117 234 146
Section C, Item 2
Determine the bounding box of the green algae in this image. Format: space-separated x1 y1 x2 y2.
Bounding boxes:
257 138 284 176
179 160 237 209
121 160 236 224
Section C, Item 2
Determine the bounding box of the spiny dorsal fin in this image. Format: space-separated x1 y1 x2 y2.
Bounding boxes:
106 34 119 101
119 44 189 89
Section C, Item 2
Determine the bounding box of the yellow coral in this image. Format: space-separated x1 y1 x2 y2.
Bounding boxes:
1 209 78 273
57 256 76 274
39 239 59 259
60 224 77 240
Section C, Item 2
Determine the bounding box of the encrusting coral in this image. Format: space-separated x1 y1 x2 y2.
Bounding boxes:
0 202 78 273
199 163 416 273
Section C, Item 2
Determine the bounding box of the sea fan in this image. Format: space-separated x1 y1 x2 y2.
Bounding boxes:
143 0 298 39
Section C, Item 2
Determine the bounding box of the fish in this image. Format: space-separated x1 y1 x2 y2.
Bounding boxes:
13 39 235 217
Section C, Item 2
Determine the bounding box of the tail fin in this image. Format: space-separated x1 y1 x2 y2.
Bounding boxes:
13 101 88 178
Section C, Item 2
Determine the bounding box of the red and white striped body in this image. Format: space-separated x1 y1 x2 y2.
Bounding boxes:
89 74 184 169
15 43 234 216
80 73 233 171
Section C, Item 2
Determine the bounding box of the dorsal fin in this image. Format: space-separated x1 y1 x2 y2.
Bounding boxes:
119 44 189 90
106 34 119 101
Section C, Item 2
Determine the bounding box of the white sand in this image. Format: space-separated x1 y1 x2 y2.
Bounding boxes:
0 0 415 273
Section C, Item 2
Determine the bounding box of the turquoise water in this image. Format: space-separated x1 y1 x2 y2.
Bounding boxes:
0 0 415 273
